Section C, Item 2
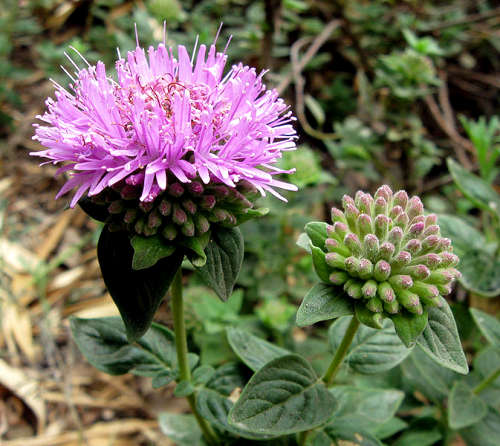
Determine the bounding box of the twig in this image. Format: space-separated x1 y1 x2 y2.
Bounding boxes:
276 19 341 95
426 7 500 32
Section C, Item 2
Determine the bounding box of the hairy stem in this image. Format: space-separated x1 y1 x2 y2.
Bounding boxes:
322 317 360 387
171 268 220 445
473 366 500 395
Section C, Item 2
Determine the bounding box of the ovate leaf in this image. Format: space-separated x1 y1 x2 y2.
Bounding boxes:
459 248 500 298
416 297 468 374
470 308 500 346
97 226 183 341
158 413 203 446
131 235 175 270
226 327 290 372
296 283 353 327
391 310 428 348
448 381 487 429
460 408 500 446
305 221 329 249
329 317 412 374
195 226 244 301
229 354 338 435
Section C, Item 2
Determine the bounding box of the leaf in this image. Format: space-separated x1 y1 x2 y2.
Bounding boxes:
355 303 383 329
158 413 203 446
328 386 404 432
296 283 353 327
447 157 500 216
437 214 485 257
323 426 383 446
391 310 428 348
470 308 500 346
195 226 244 301
458 248 500 298
130 235 175 270
297 232 312 253
78 197 108 222
416 296 468 374
305 221 329 250
179 231 210 267
97 226 184 341
229 354 338 435
474 346 500 387
373 418 408 440
448 381 487 429
226 327 290 372
70 317 177 379
392 429 442 446
329 317 412 374
311 246 331 283
460 408 500 446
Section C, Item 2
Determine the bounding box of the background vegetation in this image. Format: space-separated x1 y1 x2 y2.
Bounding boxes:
0 0 499 444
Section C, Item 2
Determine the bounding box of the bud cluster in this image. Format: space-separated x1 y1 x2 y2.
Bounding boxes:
316 185 460 318
87 174 259 242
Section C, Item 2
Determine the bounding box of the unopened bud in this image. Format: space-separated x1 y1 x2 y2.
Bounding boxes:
345 256 361 276
389 274 413 289
397 289 423 314
389 205 404 219
438 237 452 251
187 181 204 196
172 203 187 225
437 283 452 295
393 190 408 209
417 253 441 269
375 185 393 202
120 184 140 200
408 222 425 239
358 214 373 238
330 270 349 285
168 183 184 197
134 217 145 234
139 201 153 213
421 235 440 252
200 195 216 211
325 252 347 270
362 280 378 299
428 269 455 285
367 296 383 313
384 299 400 314
407 196 423 220
194 214 210 234
331 207 347 224
379 242 395 261
344 280 362 299
147 210 162 229
326 238 350 257
334 222 349 240
410 281 439 300
108 200 124 214
374 197 388 216
181 216 195 237
402 264 431 280
395 212 409 228
440 252 459 268
123 208 137 224
345 204 360 231
392 251 412 269
363 234 379 261
405 239 422 255
374 260 391 281
358 194 373 215
423 225 439 237
162 224 177 241
182 199 197 215
425 214 437 227
388 227 403 250
158 199 172 216
358 258 374 279
374 214 390 239
344 233 362 256
378 281 396 302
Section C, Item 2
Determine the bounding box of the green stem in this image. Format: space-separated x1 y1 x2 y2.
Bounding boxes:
171 269 220 445
322 317 360 387
473 366 500 395
298 430 309 446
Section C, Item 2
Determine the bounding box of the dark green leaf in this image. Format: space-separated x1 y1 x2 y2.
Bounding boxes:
460 408 500 446
373 418 408 440
416 297 468 374
70 317 176 378
158 413 203 446
97 226 184 340
437 214 485 257
195 226 244 301
447 158 500 216
78 197 108 222
470 308 500 346
130 235 175 270
329 317 412 374
179 231 210 267
391 310 428 348
448 381 487 429
355 303 383 329
324 426 383 446
229 354 338 435
192 365 215 386
392 428 442 446
174 380 195 397
459 248 500 298
226 327 290 372
296 284 353 327
305 221 329 249
311 246 331 283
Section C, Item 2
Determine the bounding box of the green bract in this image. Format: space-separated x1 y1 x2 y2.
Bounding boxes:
306 185 461 330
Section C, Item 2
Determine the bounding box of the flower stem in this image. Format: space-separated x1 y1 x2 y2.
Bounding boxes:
322 316 360 387
171 268 220 445
473 366 500 395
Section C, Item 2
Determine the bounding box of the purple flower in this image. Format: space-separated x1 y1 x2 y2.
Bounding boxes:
31 33 298 208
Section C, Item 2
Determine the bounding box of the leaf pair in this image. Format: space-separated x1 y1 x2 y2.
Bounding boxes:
97 225 243 341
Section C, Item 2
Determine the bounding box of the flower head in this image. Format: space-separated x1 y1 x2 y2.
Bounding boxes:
309 185 460 325
31 33 297 216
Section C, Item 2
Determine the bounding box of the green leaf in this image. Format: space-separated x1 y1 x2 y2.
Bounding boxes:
470 308 500 346
474 346 500 387
311 246 331 283
305 221 329 249
437 214 485 257
130 235 175 270
392 428 442 446
448 381 487 429
158 413 203 446
192 365 215 386
460 408 500 446
296 283 353 327
373 418 408 440
297 232 312 253
195 226 244 301
78 197 108 222
97 226 184 340
179 231 210 267
226 327 290 372
355 303 383 329
174 380 195 397
391 310 428 348
458 248 500 298
229 354 338 435
416 296 468 374
328 386 404 432
329 317 412 374
447 157 500 216
70 317 177 379
323 426 383 446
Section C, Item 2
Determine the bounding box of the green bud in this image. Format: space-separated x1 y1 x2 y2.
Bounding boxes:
363 234 379 261
397 289 423 314
373 260 391 281
139 201 153 213
333 222 349 241
181 216 195 237
389 205 403 220
357 193 373 215
393 190 408 209
387 227 403 251
384 299 400 314
143 225 158 236
374 214 390 239
367 296 383 313
344 203 360 232
392 251 411 269
395 212 409 228
344 233 362 257
358 258 373 279
357 214 373 239
378 242 395 261
407 196 423 220
428 269 455 285
194 214 210 235
330 270 349 285
401 264 431 280
182 199 197 215
199 195 216 211
440 252 459 268
378 281 396 303
389 274 413 289
374 197 387 216
410 281 439 300
345 256 360 276
162 224 178 241
134 217 145 234
158 199 172 216
405 239 421 256
325 252 347 269
331 207 347 224
147 210 162 229
362 280 378 299
123 208 137 224
344 279 363 299
375 185 393 203
172 203 188 225
325 238 351 257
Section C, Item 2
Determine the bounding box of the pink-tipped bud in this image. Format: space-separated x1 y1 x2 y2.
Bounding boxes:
367 296 384 313
172 203 187 225
342 194 356 209
120 184 140 200
358 213 373 238
194 214 210 234
428 269 455 284
378 281 396 303
405 239 422 255
393 190 409 209
345 256 361 276
182 199 197 215
158 199 172 216
169 183 184 197
148 210 162 229
358 258 374 279
108 200 124 214
330 270 349 285
421 235 440 252
389 274 413 289
408 222 425 238
187 181 204 196
388 226 404 248
410 282 439 300
344 233 362 256
390 205 404 219
419 253 441 269
334 222 349 240
374 260 391 281
362 280 378 298
200 195 216 211
354 191 365 207
181 217 195 237
345 204 360 231
395 212 409 228
379 242 395 261
162 224 177 241
358 194 374 215
425 213 438 227
404 264 431 280
374 197 388 216
392 251 412 269
139 201 154 213
384 299 400 314
331 207 347 224
437 283 453 295
423 225 439 237
212 185 230 199
407 196 424 220
397 289 423 314
123 208 137 224
440 252 459 268
325 252 347 269
413 215 425 225
438 238 452 251
374 214 390 239
363 234 379 261
375 185 393 202
344 279 363 299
